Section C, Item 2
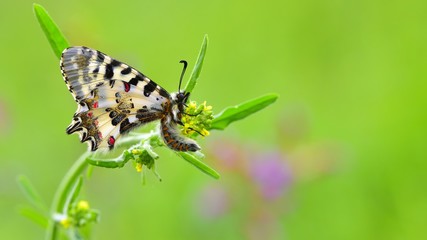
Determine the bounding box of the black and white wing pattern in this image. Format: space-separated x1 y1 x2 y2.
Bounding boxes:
60 46 171 151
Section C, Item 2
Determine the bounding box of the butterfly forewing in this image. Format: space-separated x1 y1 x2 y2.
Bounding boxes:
60 46 171 151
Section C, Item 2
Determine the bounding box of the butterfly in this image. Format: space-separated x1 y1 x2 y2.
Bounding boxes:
60 46 200 152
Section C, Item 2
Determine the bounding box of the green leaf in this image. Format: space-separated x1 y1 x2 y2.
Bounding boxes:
16 175 47 212
210 93 278 130
184 34 208 94
33 3 69 59
17 205 49 228
178 152 220 179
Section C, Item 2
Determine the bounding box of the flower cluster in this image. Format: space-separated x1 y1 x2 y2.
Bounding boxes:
56 200 99 229
123 143 162 181
181 101 213 139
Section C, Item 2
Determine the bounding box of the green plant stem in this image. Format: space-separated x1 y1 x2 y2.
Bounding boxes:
45 152 90 240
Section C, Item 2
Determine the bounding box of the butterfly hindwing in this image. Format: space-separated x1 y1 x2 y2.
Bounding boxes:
61 46 171 151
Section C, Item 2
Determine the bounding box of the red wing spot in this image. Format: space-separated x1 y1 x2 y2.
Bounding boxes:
97 132 103 139
108 136 116 146
87 112 93 118
93 101 99 108
123 82 131 92
94 120 99 126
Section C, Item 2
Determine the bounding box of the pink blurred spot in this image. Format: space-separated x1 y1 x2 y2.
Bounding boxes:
250 152 292 201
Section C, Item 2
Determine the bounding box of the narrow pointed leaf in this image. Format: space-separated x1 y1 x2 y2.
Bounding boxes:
185 34 208 94
16 175 47 212
210 93 278 130
178 152 220 179
33 4 69 59
18 206 49 228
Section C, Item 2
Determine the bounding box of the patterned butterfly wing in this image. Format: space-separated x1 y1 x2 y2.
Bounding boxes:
60 46 171 151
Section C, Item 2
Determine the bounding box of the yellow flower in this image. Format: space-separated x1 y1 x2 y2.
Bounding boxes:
189 101 197 109
136 162 143 172
60 218 72 228
132 149 142 155
201 129 210 136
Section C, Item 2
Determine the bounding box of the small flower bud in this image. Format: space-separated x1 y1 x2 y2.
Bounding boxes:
77 200 90 211
136 162 143 172
132 149 142 155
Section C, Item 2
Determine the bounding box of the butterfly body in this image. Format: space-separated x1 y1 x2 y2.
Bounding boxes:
60 46 200 152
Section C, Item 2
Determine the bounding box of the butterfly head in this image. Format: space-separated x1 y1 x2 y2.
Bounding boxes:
171 91 190 118
176 91 190 105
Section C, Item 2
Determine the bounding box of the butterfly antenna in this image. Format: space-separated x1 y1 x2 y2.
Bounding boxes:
178 60 188 92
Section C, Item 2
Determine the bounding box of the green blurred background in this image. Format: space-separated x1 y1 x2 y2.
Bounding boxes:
1 0 427 239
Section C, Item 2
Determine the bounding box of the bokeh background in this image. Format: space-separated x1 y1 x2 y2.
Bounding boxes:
1 0 427 239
